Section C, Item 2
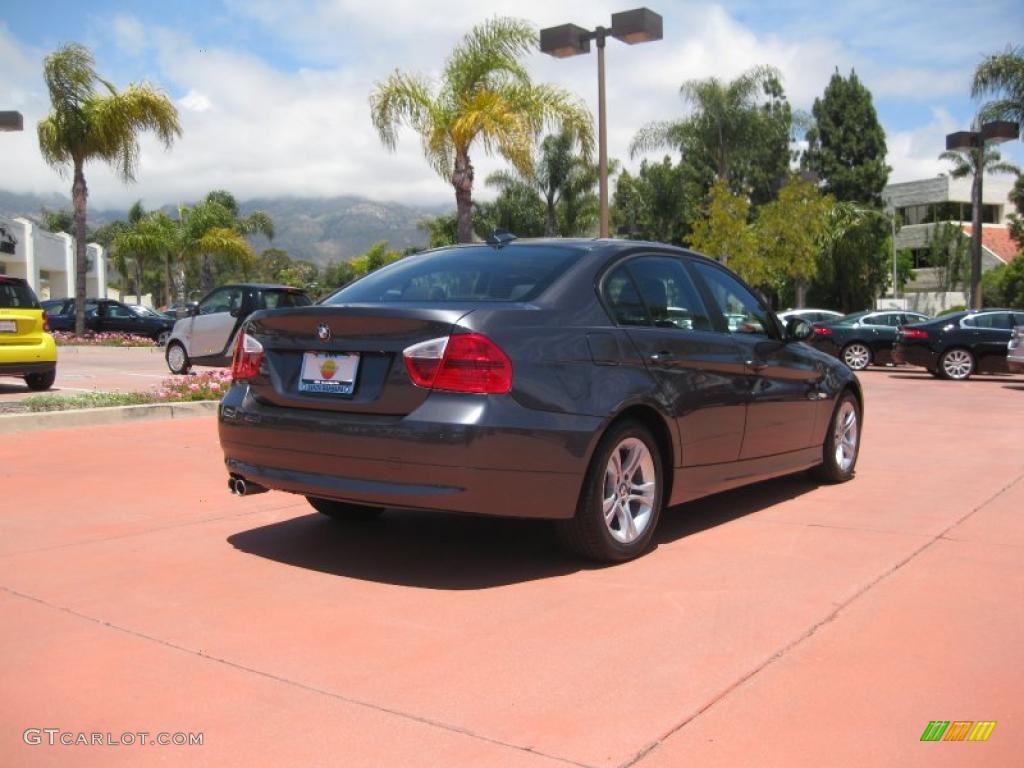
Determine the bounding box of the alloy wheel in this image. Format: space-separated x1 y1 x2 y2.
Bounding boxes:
842 343 871 370
941 349 973 380
833 400 859 473
167 343 188 374
602 437 657 544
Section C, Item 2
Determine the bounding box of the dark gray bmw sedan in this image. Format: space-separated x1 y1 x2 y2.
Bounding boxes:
219 238 863 562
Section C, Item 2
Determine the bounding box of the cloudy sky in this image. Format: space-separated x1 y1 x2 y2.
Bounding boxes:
1 0 1022 210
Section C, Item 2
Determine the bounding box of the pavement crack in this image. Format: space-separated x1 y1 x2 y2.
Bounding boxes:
0 585 595 768
619 471 1024 768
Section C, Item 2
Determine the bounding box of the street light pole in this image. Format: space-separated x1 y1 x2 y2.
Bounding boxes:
945 120 1019 309
540 9 662 239
595 32 608 237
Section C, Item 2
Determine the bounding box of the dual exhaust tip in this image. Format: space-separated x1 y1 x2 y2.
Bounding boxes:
228 475 268 497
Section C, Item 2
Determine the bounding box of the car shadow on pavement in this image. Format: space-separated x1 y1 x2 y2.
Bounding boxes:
226 474 818 590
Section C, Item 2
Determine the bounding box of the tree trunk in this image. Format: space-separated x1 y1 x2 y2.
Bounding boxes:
136 262 144 305
72 160 89 337
452 151 475 244
795 279 807 308
200 253 214 294
545 193 558 237
165 254 175 308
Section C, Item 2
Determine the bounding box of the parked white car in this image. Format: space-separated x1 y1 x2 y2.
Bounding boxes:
165 283 312 374
1008 325 1024 375
776 308 844 326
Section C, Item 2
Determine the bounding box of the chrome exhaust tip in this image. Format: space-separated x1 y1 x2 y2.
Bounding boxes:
229 475 268 496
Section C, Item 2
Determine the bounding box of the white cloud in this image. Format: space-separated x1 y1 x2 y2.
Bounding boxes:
886 107 959 183
179 89 211 112
112 15 146 57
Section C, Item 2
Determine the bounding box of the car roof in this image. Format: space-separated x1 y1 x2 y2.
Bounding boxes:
217 283 308 290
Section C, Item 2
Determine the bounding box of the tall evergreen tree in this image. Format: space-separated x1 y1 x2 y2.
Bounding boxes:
803 69 889 206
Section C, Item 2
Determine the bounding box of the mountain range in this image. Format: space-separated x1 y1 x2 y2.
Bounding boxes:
0 190 446 265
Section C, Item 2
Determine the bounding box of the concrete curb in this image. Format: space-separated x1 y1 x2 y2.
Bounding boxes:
0 400 220 434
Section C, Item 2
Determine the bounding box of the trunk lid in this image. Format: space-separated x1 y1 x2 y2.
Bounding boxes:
243 304 472 415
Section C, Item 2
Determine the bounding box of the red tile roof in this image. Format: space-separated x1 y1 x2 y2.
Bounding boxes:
962 225 1020 263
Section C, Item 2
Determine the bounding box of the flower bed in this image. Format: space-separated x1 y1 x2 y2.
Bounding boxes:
52 331 157 347
23 369 234 412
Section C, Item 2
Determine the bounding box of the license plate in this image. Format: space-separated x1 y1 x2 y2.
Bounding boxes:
0 320 16 333
298 351 359 394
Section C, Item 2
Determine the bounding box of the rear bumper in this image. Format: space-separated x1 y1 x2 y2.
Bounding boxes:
1008 358 1024 374
218 384 604 519
892 343 937 370
0 361 56 376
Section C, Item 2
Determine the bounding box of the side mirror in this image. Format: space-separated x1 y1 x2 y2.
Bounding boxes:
187 302 199 317
785 317 813 342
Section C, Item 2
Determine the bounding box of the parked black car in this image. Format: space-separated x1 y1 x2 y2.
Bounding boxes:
219 239 864 563
893 308 1024 380
809 309 931 370
45 298 175 343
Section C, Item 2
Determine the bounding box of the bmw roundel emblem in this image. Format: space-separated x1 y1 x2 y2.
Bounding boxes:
316 323 331 341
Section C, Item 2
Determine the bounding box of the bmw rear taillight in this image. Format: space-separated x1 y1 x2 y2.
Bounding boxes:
42 315 50 332
403 333 512 394
901 328 928 340
231 331 264 381
813 326 833 336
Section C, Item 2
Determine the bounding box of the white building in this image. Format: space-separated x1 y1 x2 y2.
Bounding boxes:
0 215 107 299
882 175 1018 313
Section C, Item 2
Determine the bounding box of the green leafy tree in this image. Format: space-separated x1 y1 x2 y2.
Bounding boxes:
803 69 889 206
37 42 181 334
753 175 832 305
39 207 74 234
486 130 598 236
108 201 149 303
369 17 593 243
809 203 890 312
612 157 695 244
1007 175 1024 246
972 44 1024 125
688 179 759 281
923 221 970 291
476 181 547 237
630 67 795 204
418 212 460 248
193 191 275 292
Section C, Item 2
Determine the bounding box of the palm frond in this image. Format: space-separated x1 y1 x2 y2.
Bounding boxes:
629 120 684 159
444 17 535 96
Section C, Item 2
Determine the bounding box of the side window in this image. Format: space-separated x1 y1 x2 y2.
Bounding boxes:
903 313 928 325
1013 312 1024 327
198 287 242 316
985 312 1014 330
626 256 711 330
877 314 902 327
106 304 133 319
263 291 312 309
604 266 649 327
690 261 772 336
861 314 883 326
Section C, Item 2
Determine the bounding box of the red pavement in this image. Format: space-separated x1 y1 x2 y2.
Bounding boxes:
1 370 1022 767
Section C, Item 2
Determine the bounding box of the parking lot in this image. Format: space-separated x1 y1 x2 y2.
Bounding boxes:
1 369 1022 767
0 346 170 404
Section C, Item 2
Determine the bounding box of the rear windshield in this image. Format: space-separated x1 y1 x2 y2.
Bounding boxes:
323 245 583 305
0 279 40 309
263 290 312 309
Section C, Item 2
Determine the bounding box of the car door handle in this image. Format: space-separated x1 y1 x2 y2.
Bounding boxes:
745 360 767 372
649 351 673 364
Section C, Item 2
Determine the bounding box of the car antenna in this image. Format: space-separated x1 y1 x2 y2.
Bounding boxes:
486 229 517 249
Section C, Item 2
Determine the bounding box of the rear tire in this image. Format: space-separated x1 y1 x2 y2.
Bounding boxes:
938 347 974 380
24 370 56 391
307 497 385 521
166 341 191 375
813 391 861 483
556 420 663 563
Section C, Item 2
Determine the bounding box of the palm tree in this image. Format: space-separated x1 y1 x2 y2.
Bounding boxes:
113 206 256 307
193 191 274 292
109 201 148 303
939 146 1020 181
972 45 1024 125
486 130 599 236
37 43 181 335
369 17 593 243
630 66 782 189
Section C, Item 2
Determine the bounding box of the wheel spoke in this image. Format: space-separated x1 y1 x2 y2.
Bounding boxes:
621 444 642 481
620 503 638 540
604 497 619 526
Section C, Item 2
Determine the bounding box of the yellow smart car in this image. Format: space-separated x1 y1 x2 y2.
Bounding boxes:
0 276 57 390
